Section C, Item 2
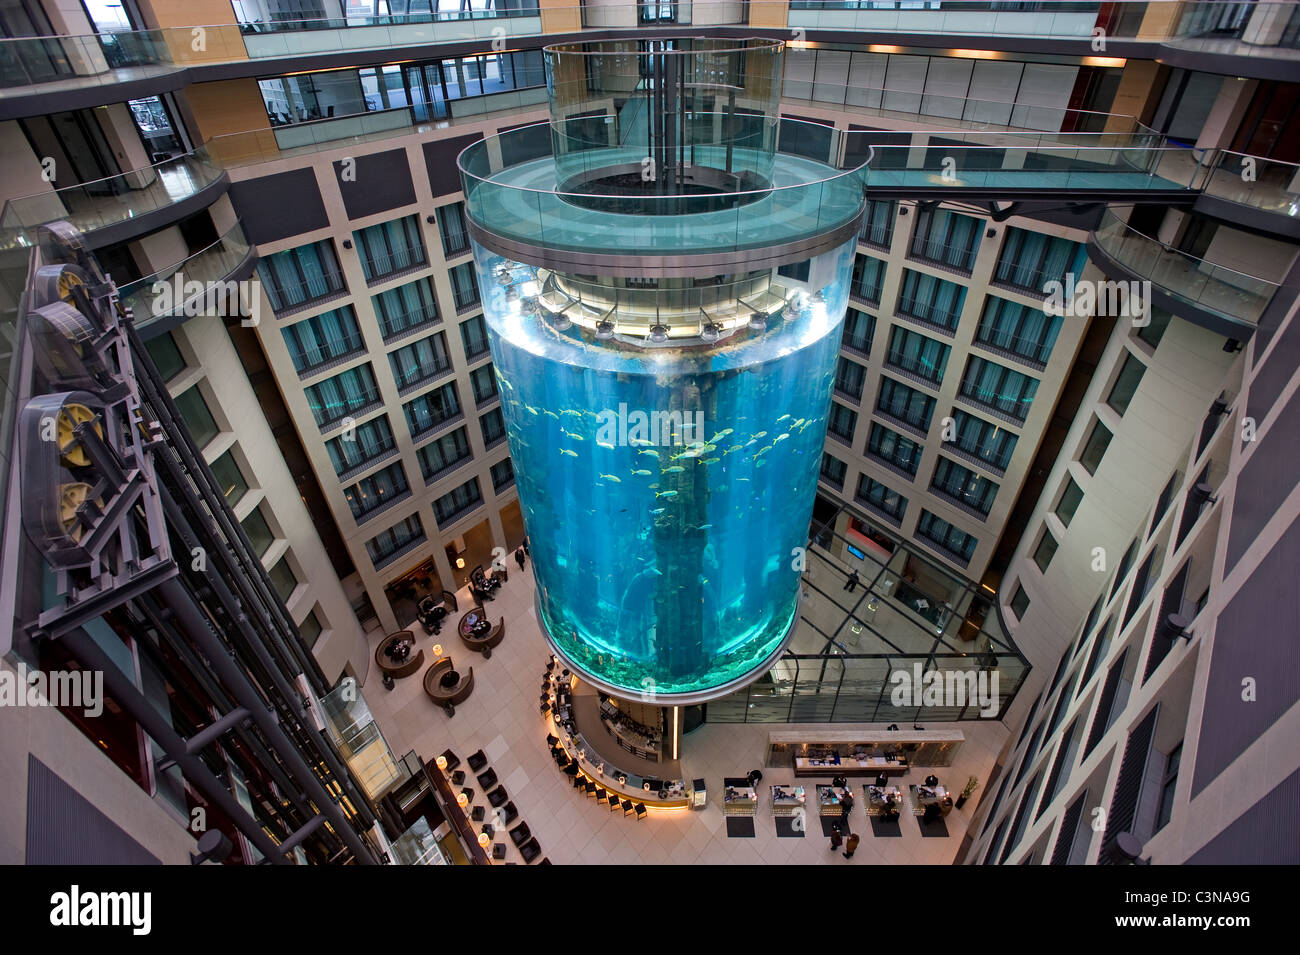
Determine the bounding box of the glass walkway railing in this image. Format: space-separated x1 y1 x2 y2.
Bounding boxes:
0 29 175 93
1092 209 1282 328
0 148 224 249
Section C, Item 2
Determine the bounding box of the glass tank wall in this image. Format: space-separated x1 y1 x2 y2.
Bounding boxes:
474 238 856 700
545 38 783 198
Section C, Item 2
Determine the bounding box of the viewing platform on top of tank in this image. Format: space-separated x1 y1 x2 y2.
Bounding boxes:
457 37 869 269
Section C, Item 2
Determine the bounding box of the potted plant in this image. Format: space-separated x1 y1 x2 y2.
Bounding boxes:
955 776 979 809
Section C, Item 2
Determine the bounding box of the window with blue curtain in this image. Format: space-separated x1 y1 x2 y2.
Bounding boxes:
931 456 1000 516
860 199 896 249
886 325 950 383
876 376 936 431
850 253 886 305
897 269 967 333
305 363 380 428
827 402 858 442
281 305 363 373
344 461 410 521
470 363 498 404
842 307 875 355
404 381 461 437
834 357 866 400
959 356 1039 422
417 426 473 481
325 416 395 476
434 477 482 525
917 509 978 563
909 207 982 272
976 295 1062 366
856 474 908 521
948 410 1018 472
258 240 345 312
354 214 427 282
373 276 440 340
438 201 470 258
867 422 923 475
450 261 480 310
480 407 506 446
993 227 1086 295
460 313 489 358
366 514 425 567
388 332 451 391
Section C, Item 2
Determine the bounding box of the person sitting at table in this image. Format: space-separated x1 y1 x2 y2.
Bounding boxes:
925 774 939 787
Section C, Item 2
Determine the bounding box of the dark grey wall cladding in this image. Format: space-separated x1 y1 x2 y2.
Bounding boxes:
1228 383 1300 572
1245 311 1300 434
1192 514 1300 798
423 132 484 199
26 755 162 864
1187 767 1300 864
229 168 329 244
334 148 416 220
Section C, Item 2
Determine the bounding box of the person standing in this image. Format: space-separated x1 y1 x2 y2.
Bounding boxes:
843 832 860 859
514 545 526 571
840 790 855 826
522 536 530 557
844 570 859 593
829 825 843 852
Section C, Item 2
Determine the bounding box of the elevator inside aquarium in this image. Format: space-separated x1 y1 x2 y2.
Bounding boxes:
459 37 868 703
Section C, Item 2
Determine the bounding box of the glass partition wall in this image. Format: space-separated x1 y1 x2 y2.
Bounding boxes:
705 494 1029 723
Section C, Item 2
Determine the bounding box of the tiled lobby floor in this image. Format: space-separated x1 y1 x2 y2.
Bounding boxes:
365 566 1010 865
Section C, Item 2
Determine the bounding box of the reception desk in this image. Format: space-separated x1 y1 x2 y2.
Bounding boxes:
767 729 965 778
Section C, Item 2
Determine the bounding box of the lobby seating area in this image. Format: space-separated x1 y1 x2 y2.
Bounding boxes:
436 747 546 865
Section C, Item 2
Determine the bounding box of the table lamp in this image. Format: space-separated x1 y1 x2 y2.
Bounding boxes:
456 791 469 809
477 831 490 849
432 644 444 658
435 755 448 775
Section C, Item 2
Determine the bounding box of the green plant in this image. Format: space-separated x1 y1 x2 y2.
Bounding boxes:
961 776 980 798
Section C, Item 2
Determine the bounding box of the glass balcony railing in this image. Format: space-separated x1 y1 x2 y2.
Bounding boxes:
0 29 173 92
1092 209 1281 327
1170 0 1300 52
0 148 224 248
118 222 253 330
1187 149 1300 219
238 8 543 58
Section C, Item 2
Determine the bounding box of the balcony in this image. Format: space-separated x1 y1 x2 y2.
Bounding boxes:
118 222 255 335
1088 209 1281 338
0 148 227 249
236 8 543 59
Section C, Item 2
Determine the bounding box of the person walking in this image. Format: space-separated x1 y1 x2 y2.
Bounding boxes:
514 545 526 571
844 570 859 593
829 825 843 852
522 536 530 557
843 832 860 859
840 790 855 826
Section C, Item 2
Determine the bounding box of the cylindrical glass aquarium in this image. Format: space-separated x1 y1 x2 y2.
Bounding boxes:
474 240 855 700
460 36 867 702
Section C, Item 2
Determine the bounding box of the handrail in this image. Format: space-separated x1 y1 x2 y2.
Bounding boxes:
1096 208 1285 289
1 145 219 205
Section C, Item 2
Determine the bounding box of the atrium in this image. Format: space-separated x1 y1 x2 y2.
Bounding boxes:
0 0 1296 879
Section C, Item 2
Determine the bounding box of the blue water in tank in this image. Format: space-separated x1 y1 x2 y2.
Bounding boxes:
474 239 854 699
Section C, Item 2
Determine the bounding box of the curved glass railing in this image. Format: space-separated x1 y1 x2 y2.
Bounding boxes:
118 222 253 330
458 118 869 258
1170 1 1300 52
1092 209 1281 327
238 8 543 57
0 148 224 246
